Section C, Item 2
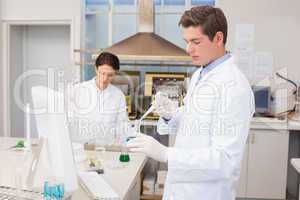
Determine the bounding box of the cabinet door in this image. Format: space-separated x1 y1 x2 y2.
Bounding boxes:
236 136 249 198
126 175 141 200
247 130 289 199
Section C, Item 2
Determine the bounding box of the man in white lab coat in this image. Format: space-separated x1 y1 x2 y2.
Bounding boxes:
69 52 129 145
127 6 255 200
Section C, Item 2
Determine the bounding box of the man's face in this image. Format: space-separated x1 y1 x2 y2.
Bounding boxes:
183 26 223 66
95 64 116 90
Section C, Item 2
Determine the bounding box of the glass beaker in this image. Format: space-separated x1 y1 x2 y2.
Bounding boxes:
15 150 32 199
119 145 130 163
43 179 65 200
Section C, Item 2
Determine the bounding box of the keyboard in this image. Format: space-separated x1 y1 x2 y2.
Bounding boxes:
78 172 120 199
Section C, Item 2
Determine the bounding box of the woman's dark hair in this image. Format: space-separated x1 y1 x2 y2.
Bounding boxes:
95 52 120 70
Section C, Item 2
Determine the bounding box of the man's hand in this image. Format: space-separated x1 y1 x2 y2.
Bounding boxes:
127 134 168 163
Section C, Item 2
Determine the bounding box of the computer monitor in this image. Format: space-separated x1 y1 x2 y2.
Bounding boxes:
30 86 78 192
252 86 270 114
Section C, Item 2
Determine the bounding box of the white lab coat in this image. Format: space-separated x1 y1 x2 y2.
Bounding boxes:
68 77 129 144
158 55 255 200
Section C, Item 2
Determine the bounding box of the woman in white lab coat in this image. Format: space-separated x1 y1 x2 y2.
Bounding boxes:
127 6 255 200
69 52 129 145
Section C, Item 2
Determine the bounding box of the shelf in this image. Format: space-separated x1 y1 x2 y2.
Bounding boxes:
129 119 158 126
140 194 163 200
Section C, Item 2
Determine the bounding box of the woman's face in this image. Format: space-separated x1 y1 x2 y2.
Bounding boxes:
95 64 116 90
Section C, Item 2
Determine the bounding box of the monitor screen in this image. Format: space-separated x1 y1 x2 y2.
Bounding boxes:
252 86 270 114
31 86 78 192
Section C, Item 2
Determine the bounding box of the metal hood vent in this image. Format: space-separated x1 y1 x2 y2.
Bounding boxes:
103 0 191 63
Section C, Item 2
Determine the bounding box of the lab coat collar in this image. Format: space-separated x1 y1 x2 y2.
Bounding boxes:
201 53 231 76
91 77 112 93
197 53 235 83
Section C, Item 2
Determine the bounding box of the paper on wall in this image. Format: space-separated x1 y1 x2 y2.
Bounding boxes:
235 51 254 80
234 24 255 81
253 52 273 84
234 24 255 53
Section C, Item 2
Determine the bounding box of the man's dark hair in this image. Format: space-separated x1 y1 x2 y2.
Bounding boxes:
179 6 228 45
95 52 120 70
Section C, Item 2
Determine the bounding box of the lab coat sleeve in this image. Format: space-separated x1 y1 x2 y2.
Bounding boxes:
116 94 129 122
167 87 255 183
157 106 184 135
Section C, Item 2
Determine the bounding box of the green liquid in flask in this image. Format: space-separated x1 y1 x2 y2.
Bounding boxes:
119 154 130 162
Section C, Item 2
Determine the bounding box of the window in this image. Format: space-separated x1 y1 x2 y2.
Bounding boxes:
114 0 135 5
192 0 215 6
164 0 185 6
83 0 214 79
86 0 108 5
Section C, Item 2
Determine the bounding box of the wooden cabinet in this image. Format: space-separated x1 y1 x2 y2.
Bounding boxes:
236 129 289 199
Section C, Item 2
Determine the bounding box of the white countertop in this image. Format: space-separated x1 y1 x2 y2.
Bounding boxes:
0 137 147 200
288 120 300 131
251 117 288 130
73 151 146 200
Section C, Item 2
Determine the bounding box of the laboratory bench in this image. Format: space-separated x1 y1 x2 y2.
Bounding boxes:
74 151 147 200
0 137 147 200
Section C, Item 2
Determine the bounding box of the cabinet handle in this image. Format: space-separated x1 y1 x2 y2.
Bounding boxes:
251 134 255 144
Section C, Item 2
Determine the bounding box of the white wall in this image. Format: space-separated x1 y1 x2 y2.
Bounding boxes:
0 0 83 136
1 0 81 21
219 0 300 82
1 0 82 65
